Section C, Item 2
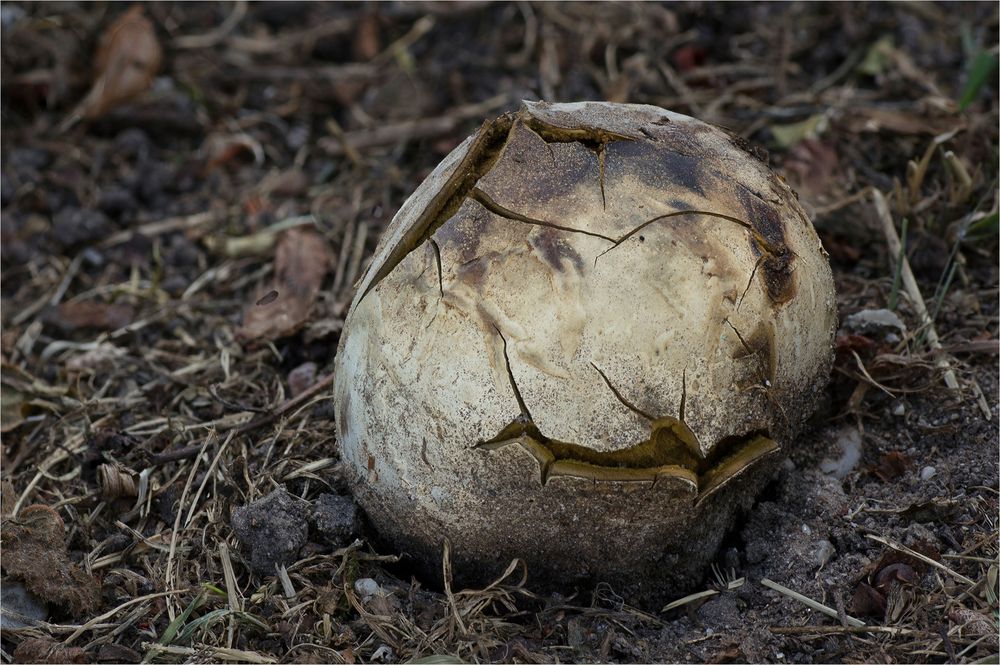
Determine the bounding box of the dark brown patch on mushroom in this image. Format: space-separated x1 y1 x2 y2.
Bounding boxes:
737 188 796 304
432 202 491 264
605 139 706 197
479 121 603 210
456 255 489 290
529 227 585 273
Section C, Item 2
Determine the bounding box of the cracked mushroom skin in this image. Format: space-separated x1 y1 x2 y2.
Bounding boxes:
334 101 836 598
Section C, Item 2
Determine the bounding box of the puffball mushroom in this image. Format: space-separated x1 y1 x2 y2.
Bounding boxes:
334 101 836 598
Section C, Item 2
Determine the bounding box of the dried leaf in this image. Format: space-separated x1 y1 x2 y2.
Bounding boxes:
1 479 15 517
238 227 332 342
671 44 707 72
1 504 101 617
782 138 839 201
47 302 135 332
12 638 87 664
869 450 910 482
874 562 918 593
1 383 28 433
288 361 318 397
75 6 163 122
259 168 310 198
848 107 961 136
202 132 265 174
850 582 887 618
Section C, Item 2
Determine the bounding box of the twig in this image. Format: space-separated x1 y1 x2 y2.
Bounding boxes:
165 434 214 620
184 431 236 527
872 189 960 390
149 444 209 466
662 589 719 612
770 625 929 636
317 95 511 156
761 578 866 627
100 211 218 249
865 534 975 585
236 372 335 434
141 643 276 664
173 0 248 50
63 591 185 644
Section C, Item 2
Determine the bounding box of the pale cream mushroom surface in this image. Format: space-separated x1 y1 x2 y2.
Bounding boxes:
334 100 836 599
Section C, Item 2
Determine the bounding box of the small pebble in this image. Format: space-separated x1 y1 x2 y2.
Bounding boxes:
354 577 381 600
813 539 836 568
287 361 318 397
920 466 937 481
891 402 905 416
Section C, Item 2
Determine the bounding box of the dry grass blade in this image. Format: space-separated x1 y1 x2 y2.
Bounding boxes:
872 189 960 391
662 589 720 612
866 534 976 585
761 578 866 627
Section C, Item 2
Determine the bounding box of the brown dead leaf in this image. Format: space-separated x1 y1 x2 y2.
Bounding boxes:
46 302 135 332
855 541 941 586
850 582 887 618
202 132 265 174
782 138 840 204
874 562 918 593
1 383 28 433
238 227 332 342
72 6 163 123
869 450 911 482
1 504 101 617
288 361 318 398
12 638 87 664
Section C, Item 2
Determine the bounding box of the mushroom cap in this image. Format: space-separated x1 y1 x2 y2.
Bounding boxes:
334 101 836 597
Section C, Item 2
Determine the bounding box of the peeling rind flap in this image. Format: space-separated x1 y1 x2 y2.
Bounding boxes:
352 132 481 306
522 99 685 139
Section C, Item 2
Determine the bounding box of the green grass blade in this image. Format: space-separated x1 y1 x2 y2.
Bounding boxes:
959 51 999 111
